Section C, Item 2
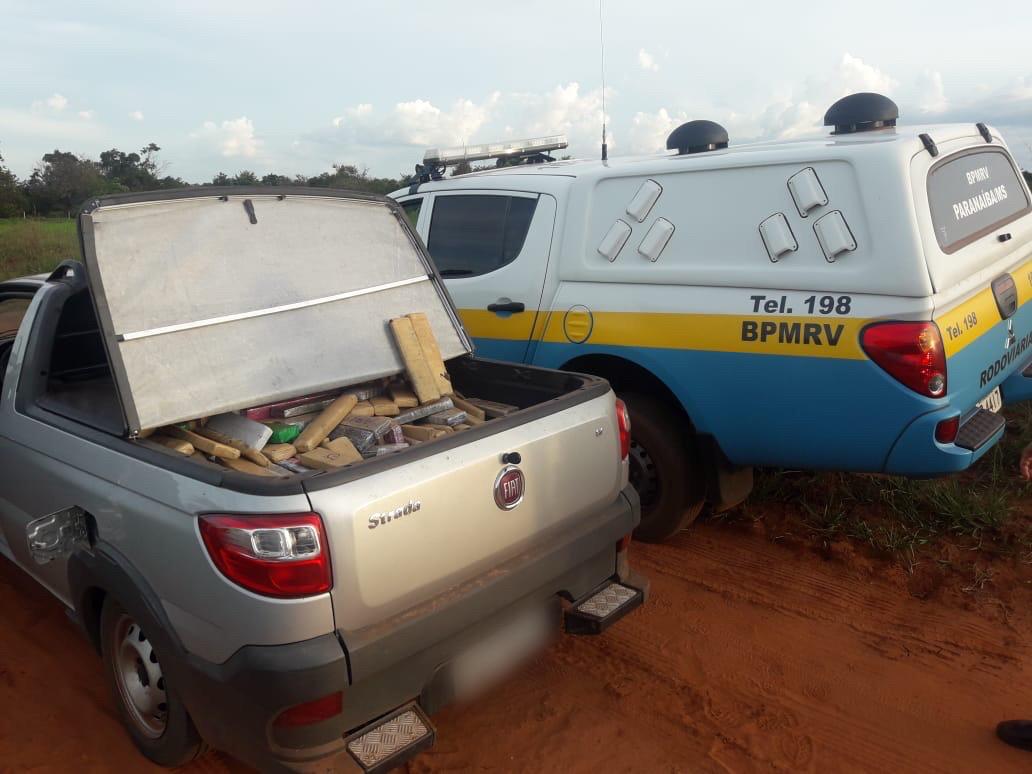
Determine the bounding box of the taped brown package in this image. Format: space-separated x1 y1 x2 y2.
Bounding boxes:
294 394 359 453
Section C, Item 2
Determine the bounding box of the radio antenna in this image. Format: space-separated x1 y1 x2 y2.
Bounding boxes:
598 0 608 161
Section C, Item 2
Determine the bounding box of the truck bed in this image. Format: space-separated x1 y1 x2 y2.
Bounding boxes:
113 356 612 495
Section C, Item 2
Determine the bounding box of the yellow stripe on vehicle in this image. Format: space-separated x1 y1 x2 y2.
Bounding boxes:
935 251 1032 358
460 308 869 360
934 286 1002 358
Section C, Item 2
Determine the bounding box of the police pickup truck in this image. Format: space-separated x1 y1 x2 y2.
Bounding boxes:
0 188 644 771
391 93 1032 541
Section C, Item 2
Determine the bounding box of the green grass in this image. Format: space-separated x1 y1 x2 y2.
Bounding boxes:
727 405 1032 572
0 218 78 280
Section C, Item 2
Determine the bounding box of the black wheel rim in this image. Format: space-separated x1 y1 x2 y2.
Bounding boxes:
628 436 661 509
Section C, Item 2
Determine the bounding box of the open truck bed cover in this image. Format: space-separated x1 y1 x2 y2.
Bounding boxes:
79 188 471 433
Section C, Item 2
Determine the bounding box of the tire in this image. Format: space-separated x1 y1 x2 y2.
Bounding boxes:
621 392 705 542
99 598 207 768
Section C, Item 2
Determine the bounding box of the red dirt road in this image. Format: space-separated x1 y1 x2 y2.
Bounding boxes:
2 522 1030 772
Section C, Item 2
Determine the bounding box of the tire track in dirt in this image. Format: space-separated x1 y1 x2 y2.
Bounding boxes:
641 529 1024 670
2 520 1030 773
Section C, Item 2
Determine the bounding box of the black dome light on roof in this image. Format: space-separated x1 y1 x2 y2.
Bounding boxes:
824 92 899 135
666 120 729 155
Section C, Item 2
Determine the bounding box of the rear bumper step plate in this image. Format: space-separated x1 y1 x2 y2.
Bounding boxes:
564 580 644 635
956 408 1006 451
344 702 435 774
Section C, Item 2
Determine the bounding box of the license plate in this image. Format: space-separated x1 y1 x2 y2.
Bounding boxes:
977 386 1002 413
449 603 557 701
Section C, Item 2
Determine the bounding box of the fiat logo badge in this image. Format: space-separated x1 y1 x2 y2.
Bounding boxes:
494 465 525 511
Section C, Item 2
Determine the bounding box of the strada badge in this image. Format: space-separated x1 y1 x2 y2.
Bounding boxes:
368 500 422 530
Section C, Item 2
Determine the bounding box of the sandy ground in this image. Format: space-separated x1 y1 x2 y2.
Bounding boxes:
1 521 1030 773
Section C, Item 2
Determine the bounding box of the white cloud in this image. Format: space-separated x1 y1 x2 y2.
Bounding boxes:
332 95 497 148
628 107 685 154
510 82 611 154
333 103 372 128
129 110 144 121
0 108 101 138
835 53 898 97
300 82 612 175
192 116 262 158
749 53 899 139
31 93 69 112
626 53 903 153
638 49 659 72
77 110 94 120
329 82 607 150
933 76 1032 128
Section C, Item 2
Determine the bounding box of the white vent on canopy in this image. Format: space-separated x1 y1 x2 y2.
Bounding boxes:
625 179 662 223
787 167 828 217
637 218 675 262
758 213 798 262
598 220 632 262
813 210 857 262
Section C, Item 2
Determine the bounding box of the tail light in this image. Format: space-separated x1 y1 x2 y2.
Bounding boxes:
615 398 631 460
199 513 331 598
273 692 343 728
860 321 947 398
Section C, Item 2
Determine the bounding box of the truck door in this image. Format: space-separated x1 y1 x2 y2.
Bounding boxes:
0 292 34 565
417 190 555 363
0 287 82 602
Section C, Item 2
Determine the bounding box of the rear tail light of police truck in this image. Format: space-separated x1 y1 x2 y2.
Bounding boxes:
615 399 631 460
199 513 331 598
861 322 947 398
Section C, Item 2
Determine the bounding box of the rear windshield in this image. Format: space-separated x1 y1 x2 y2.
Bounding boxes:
928 148 1031 253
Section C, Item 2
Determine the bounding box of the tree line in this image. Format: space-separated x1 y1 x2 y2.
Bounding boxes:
1 143 1031 219
0 143 412 218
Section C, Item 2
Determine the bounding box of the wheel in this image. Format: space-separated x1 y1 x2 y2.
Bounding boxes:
621 392 705 542
100 598 206 767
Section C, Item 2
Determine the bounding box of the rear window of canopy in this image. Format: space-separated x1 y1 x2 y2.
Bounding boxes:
927 148 1031 254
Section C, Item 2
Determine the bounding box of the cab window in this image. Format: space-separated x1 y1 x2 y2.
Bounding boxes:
401 198 422 230
0 295 33 389
426 194 538 277
0 297 31 339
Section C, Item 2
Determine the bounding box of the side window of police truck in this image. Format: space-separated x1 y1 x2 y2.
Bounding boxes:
426 194 538 277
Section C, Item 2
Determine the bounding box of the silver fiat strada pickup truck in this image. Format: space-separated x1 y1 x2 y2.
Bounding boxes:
0 188 645 772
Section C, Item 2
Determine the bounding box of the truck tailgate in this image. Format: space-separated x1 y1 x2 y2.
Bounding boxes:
935 246 1032 412
306 390 623 632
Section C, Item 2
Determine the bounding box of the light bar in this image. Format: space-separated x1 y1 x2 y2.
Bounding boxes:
423 135 568 165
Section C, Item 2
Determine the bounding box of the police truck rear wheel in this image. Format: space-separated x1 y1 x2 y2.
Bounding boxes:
622 393 705 542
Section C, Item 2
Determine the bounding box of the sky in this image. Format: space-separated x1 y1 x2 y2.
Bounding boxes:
1 0 1031 182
